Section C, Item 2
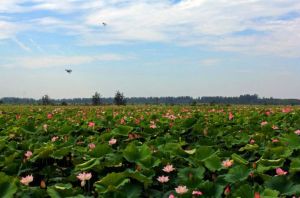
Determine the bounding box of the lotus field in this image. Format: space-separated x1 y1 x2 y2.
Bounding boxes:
1 105 300 198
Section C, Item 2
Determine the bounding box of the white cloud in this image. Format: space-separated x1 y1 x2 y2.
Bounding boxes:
1 0 300 57
1 54 126 69
0 20 19 39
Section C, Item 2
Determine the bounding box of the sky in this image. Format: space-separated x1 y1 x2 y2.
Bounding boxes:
0 0 300 99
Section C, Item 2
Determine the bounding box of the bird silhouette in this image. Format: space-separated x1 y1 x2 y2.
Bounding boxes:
65 69 72 74
102 22 107 26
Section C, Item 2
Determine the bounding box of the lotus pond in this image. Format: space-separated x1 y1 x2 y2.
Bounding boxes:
0 105 300 198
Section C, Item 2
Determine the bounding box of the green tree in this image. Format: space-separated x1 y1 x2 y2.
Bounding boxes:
92 92 101 105
61 101 68 106
41 95 51 105
114 91 126 105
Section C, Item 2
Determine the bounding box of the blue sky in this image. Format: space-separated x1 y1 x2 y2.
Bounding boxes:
0 0 300 99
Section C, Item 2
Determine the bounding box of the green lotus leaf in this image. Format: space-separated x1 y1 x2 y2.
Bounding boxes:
138 156 161 169
264 176 300 196
47 185 82 198
239 144 259 152
54 183 72 190
204 155 222 171
50 146 72 159
290 158 300 173
257 158 285 173
158 142 187 157
75 158 100 171
177 166 205 188
182 118 197 128
224 165 251 183
123 143 151 163
279 133 300 150
231 153 249 165
194 146 216 161
32 143 55 160
263 146 293 159
0 172 17 198
94 172 130 194
112 126 133 136
125 170 152 185
198 181 224 198
261 188 280 198
232 184 254 198
120 183 142 198
184 149 196 155
89 144 112 158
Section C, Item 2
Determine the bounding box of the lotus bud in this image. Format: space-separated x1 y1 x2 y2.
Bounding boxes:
224 186 230 196
40 180 46 189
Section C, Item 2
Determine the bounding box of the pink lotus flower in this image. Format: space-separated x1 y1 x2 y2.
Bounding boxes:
135 119 140 124
88 122 95 127
272 139 279 143
228 112 234 120
276 168 287 176
51 136 58 142
88 143 96 150
24 150 33 160
16 114 21 119
282 107 292 113
120 118 126 125
77 172 92 187
128 133 141 140
163 164 175 173
109 138 117 145
192 190 203 196
157 175 169 183
222 159 234 168
272 125 279 130
169 193 175 198
20 175 33 186
250 139 255 144
47 113 53 119
51 136 59 142
294 130 300 135
261 121 268 126
150 121 157 129
265 111 271 116
254 192 260 198
168 115 177 120
175 185 188 194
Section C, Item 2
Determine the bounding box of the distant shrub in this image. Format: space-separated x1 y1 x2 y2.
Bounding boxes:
92 92 101 106
114 91 126 106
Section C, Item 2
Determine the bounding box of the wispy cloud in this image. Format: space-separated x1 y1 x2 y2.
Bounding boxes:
1 0 300 57
29 38 44 53
12 37 31 52
1 54 126 69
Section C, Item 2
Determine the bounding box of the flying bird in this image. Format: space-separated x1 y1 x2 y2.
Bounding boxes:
65 69 72 74
102 22 107 26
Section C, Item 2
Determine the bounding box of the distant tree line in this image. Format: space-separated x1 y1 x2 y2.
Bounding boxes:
0 94 299 105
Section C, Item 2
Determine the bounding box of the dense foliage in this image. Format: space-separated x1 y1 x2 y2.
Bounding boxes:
1 94 300 105
0 105 299 197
